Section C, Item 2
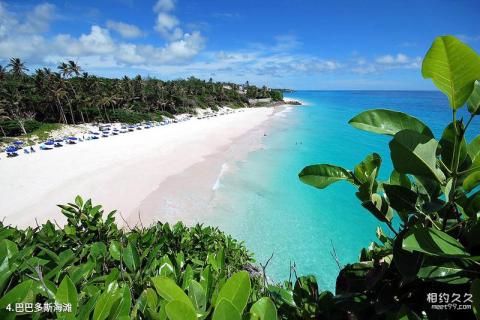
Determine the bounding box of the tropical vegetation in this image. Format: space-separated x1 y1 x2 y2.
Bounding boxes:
298 35 480 318
0 196 343 319
0 59 283 137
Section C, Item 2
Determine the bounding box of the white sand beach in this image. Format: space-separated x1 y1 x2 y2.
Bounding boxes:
0 107 277 228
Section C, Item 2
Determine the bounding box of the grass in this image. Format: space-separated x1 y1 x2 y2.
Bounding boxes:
23 123 63 141
1 123 63 148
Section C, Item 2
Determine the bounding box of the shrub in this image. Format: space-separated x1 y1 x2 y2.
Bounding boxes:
0 196 280 319
0 119 42 136
298 35 480 318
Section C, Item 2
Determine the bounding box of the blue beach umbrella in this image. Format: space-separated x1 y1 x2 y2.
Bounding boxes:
68 137 78 141
45 140 54 145
13 141 23 146
6 146 18 153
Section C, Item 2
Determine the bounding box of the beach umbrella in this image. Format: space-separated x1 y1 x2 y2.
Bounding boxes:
68 137 78 141
45 141 54 145
55 139 63 143
6 146 18 153
13 141 23 146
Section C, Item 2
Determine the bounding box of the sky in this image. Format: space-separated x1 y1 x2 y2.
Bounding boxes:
0 0 479 90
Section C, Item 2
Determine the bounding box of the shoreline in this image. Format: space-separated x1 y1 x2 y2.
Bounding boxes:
0 104 297 228
127 104 294 227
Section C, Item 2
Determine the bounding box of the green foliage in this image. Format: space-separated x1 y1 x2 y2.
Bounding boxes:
298 164 353 189
348 109 434 137
0 119 42 136
422 35 480 109
0 60 284 135
298 35 480 319
0 196 270 319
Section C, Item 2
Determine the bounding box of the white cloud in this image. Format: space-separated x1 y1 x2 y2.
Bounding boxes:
106 20 144 38
0 2 55 37
376 53 414 65
0 2 204 68
155 12 183 40
154 0 175 12
23 3 55 33
0 1 426 87
352 53 421 74
79 26 116 54
272 34 302 52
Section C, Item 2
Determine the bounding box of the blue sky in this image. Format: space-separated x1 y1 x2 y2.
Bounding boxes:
0 0 479 89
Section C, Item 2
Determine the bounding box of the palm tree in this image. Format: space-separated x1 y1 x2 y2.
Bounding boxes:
57 62 70 78
99 94 118 122
67 62 86 123
0 99 9 137
68 61 82 76
0 85 28 134
50 86 69 124
7 58 28 78
0 65 6 82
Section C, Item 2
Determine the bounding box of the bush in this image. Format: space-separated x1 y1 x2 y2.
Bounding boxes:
0 119 42 136
298 35 480 319
108 109 151 124
0 196 272 319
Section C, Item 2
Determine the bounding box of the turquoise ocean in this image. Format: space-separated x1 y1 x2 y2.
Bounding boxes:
204 91 480 292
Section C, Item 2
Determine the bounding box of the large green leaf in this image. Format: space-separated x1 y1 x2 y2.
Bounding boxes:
151 276 194 310
212 298 241 320
93 283 122 320
389 130 445 183
354 153 381 184
402 226 470 257
250 297 278 320
439 121 468 169
108 241 121 261
422 35 480 109
0 239 18 262
469 135 480 165
418 258 478 284
299 164 352 189
383 183 418 212
463 171 480 193
361 193 393 223
78 291 100 320
123 242 140 272
165 300 197 320
109 286 132 319
348 109 433 137
393 235 423 282
389 170 412 189
55 276 78 319
464 191 480 217
267 285 295 307
355 167 378 202
0 280 34 309
216 271 251 314
468 80 480 115
188 280 206 312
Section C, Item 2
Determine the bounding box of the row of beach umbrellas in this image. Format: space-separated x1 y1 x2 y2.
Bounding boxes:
1 111 239 159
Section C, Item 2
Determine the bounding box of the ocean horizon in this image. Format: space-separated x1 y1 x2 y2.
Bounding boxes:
204 90 480 291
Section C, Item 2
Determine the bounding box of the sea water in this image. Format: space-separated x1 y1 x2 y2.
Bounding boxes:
205 91 479 292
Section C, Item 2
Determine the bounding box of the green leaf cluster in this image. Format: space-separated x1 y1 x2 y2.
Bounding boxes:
299 35 480 318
